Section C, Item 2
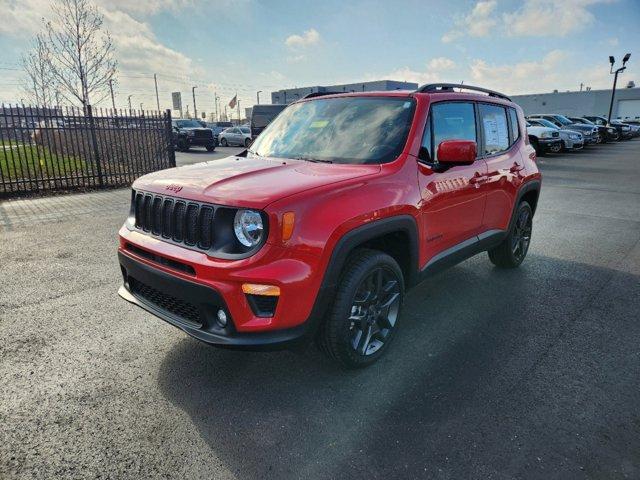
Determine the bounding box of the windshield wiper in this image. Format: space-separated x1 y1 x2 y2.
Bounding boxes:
295 156 333 164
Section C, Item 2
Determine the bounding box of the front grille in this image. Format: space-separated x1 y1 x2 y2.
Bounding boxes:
133 191 215 250
194 129 213 140
130 278 202 326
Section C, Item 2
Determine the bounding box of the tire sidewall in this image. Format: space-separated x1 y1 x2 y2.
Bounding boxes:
507 202 533 266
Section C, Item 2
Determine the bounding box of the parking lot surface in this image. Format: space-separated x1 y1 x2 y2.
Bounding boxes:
1 142 639 479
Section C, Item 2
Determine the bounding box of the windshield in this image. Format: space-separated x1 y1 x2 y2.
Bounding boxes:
175 120 202 128
534 119 559 129
249 96 415 164
574 117 593 125
554 115 573 126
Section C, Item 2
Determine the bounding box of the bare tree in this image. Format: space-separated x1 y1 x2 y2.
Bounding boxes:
21 34 57 106
45 0 117 109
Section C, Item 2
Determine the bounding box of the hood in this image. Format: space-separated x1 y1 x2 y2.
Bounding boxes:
567 123 596 133
133 155 381 209
526 125 556 135
561 129 583 136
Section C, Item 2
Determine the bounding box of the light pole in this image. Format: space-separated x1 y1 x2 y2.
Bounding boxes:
607 53 631 124
192 86 198 119
256 90 262 105
214 92 219 122
140 103 144 112
127 95 133 113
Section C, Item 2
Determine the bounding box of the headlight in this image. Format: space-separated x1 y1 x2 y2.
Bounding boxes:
540 131 551 138
234 209 264 247
607 128 616 133
570 134 580 139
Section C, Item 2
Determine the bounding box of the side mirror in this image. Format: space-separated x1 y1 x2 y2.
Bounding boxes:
436 140 477 164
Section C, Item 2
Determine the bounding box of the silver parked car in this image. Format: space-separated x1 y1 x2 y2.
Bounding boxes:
527 118 584 151
218 126 252 147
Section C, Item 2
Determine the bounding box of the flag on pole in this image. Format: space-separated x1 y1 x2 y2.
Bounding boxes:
228 94 237 109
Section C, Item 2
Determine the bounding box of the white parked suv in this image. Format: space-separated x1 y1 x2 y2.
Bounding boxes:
528 118 584 151
218 126 252 147
525 121 563 156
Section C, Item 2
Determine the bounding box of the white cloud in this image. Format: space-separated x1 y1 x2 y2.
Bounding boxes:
469 50 570 94
285 28 321 49
442 0 497 43
503 0 605 37
427 57 456 71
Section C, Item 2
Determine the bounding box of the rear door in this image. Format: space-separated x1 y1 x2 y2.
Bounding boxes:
480 104 524 232
418 101 488 264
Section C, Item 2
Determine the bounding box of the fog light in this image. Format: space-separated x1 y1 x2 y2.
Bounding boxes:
216 309 228 327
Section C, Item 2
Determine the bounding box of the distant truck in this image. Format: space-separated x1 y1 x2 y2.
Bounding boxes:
250 104 287 139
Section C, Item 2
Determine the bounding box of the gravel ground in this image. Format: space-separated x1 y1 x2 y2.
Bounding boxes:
1 141 639 479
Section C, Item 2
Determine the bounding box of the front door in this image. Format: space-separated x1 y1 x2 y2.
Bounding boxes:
417 101 488 267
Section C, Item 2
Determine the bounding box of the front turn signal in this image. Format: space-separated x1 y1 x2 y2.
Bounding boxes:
282 212 295 241
242 283 281 296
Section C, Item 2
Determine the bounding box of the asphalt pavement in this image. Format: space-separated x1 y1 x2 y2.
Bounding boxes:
1 141 639 479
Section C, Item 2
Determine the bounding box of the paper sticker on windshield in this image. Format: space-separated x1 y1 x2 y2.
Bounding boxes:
310 120 329 128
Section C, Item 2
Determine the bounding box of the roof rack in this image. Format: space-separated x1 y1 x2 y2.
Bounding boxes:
301 91 343 100
416 83 511 101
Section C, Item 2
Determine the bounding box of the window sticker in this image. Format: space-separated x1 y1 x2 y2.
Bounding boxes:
483 117 499 146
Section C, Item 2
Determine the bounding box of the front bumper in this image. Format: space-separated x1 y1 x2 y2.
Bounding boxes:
118 252 310 348
187 136 216 147
538 138 562 151
117 227 327 348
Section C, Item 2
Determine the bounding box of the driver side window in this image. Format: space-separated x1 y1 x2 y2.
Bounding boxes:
430 102 477 161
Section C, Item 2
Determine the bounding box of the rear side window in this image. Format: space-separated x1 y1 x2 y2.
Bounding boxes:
431 102 476 161
479 104 509 155
508 108 520 144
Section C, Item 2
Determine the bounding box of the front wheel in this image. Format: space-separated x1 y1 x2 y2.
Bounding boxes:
318 249 404 369
220 138 228 147
206 144 216 152
488 201 533 268
244 138 251 148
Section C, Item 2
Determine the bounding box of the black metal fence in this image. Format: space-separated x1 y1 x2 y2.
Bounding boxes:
0 104 175 198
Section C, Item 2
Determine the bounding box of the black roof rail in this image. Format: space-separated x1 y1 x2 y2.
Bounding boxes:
301 91 343 100
416 83 511 101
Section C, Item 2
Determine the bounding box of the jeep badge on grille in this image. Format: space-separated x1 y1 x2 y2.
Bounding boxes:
165 184 183 193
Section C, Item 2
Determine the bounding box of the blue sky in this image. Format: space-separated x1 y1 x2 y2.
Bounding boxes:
1 0 639 115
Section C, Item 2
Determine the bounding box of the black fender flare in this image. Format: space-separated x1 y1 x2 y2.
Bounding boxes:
301 214 420 339
507 179 541 232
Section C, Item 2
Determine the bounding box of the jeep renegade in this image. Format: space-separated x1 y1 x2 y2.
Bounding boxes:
118 83 541 368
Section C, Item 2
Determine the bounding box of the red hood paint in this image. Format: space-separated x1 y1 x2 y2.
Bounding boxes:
133 155 381 209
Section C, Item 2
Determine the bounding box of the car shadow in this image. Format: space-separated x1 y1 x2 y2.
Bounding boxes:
157 254 640 479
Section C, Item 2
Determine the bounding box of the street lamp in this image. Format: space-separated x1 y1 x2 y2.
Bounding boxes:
127 95 133 112
607 53 631 124
256 90 262 104
192 86 198 119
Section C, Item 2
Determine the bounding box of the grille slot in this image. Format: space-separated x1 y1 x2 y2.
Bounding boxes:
130 277 201 326
132 191 220 251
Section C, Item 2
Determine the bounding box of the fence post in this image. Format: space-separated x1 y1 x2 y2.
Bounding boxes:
165 109 175 168
87 104 104 187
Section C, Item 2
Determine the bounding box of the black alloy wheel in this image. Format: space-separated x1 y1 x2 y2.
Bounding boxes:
349 267 401 356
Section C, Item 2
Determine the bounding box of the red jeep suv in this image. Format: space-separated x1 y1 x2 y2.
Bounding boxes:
118 84 541 368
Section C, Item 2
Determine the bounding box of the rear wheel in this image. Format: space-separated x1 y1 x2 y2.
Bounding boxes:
177 138 189 152
318 249 404 369
206 144 216 152
488 201 533 268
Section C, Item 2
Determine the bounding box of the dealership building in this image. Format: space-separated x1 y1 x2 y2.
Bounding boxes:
271 80 418 104
511 86 640 120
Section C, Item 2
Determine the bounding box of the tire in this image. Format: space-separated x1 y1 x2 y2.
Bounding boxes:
317 249 404 369
548 142 561 154
244 138 251 148
206 144 215 152
220 138 228 147
488 201 533 269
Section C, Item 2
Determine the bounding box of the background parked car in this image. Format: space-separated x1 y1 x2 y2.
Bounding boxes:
567 116 619 142
525 121 562 156
250 104 288 139
218 126 251 147
172 119 216 152
528 114 600 144
527 118 584 151
583 116 634 140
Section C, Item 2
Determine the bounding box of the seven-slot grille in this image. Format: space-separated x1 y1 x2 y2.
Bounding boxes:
133 191 215 250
